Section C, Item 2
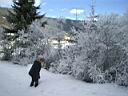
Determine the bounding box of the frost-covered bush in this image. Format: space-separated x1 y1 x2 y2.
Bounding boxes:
12 48 36 65
88 65 104 83
11 20 66 66
10 21 46 65
116 59 128 86
49 60 72 74
0 28 3 40
49 47 70 73
114 10 128 86
50 13 128 86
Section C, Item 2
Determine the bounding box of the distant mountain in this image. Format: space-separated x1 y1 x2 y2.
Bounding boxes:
0 7 84 32
0 7 9 16
0 7 12 28
46 17 84 32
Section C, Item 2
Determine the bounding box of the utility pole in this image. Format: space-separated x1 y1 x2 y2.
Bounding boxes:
75 8 78 21
90 0 99 23
83 0 99 31
90 0 96 22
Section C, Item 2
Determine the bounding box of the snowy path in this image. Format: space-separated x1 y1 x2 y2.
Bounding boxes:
0 61 128 96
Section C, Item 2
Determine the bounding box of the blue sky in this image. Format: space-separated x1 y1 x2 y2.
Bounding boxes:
0 0 128 20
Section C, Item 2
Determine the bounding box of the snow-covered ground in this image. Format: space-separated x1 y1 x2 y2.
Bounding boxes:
0 61 128 96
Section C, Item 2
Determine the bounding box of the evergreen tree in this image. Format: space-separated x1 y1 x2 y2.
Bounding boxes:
7 0 46 30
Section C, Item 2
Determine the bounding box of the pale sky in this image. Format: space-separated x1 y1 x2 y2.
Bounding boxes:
0 0 128 20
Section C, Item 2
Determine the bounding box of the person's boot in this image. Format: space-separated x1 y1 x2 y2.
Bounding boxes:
30 81 34 87
35 81 38 87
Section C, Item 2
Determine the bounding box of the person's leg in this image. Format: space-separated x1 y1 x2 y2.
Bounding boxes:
34 79 39 87
30 76 34 87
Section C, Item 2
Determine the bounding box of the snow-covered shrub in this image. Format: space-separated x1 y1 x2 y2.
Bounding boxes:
11 19 67 65
114 10 128 86
47 13 128 86
66 14 127 84
59 61 72 74
11 20 48 65
71 56 90 81
0 28 14 60
0 28 3 40
12 48 36 65
28 11 128 86
88 65 105 83
116 58 128 86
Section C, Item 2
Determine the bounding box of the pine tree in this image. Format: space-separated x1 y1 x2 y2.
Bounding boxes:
1 0 47 60
7 0 46 30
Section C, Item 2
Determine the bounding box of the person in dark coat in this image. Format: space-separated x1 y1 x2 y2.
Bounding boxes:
29 55 44 87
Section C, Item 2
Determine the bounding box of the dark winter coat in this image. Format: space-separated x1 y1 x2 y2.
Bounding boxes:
29 60 41 81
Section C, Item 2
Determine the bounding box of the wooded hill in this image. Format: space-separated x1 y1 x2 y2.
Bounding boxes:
0 7 84 32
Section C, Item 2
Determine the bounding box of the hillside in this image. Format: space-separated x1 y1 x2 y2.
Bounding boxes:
0 7 9 16
0 7 11 28
0 7 84 32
